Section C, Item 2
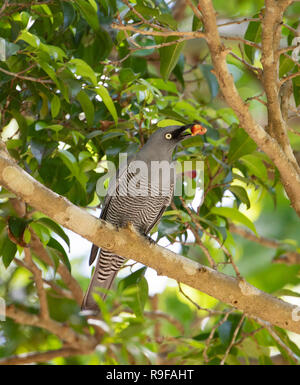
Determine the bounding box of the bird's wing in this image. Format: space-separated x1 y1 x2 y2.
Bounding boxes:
145 186 175 235
88 154 136 265
145 205 167 234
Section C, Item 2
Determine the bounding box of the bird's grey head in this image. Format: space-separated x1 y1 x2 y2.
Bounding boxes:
137 124 194 162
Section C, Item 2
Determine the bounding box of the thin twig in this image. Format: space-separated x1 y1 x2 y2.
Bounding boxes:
255 318 299 363
0 67 53 84
220 314 246 365
278 42 300 55
229 51 262 77
122 0 169 32
217 18 260 28
203 310 233 363
185 0 203 21
111 23 205 38
279 71 300 86
178 282 229 316
230 224 300 264
24 247 49 319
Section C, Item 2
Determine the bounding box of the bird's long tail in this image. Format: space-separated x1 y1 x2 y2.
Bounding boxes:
81 249 124 311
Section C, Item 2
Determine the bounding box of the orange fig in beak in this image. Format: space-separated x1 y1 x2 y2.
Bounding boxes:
191 124 207 136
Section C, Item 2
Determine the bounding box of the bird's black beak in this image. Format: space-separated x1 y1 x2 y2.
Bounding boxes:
172 124 194 141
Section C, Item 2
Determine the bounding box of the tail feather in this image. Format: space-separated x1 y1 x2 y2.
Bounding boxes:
81 268 118 311
82 249 124 311
89 244 99 266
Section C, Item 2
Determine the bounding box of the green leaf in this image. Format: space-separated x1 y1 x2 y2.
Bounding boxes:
292 77 300 106
30 222 51 245
258 355 273 365
158 219 181 236
62 1 76 30
96 85 118 124
0 38 20 61
200 64 219 100
118 320 146 339
273 327 300 361
229 185 251 209
279 54 295 78
18 31 66 61
47 237 71 272
118 267 148 317
148 78 178 94
74 0 100 31
58 150 78 175
30 139 57 165
160 37 185 81
211 206 257 235
0 235 17 268
76 90 95 126
228 127 257 162
68 58 97 86
134 4 160 19
173 54 185 86
158 119 184 127
35 217 70 250
218 320 233 346
192 14 202 31
7 217 31 245
274 289 300 298
50 94 61 118
17 30 41 48
119 68 137 84
240 154 268 180
244 16 261 63
156 14 177 30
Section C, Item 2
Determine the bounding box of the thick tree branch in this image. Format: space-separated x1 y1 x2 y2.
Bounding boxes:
198 0 300 217
261 0 299 172
0 347 89 365
0 150 300 334
5 305 96 350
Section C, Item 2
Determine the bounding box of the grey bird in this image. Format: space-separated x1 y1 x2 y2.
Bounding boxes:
82 124 195 311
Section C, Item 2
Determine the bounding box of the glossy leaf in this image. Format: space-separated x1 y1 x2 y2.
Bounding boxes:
76 90 95 126
35 217 70 250
211 206 257 235
228 127 257 162
96 85 118 124
160 37 185 81
47 237 71 272
244 16 261 63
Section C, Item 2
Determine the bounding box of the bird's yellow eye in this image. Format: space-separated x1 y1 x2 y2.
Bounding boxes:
165 133 172 140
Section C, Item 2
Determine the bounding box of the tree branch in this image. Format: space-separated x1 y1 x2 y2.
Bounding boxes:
29 231 84 305
261 0 299 173
0 147 300 334
0 67 54 84
0 347 89 365
5 305 96 349
230 224 300 264
23 247 49 319
198 0 300 217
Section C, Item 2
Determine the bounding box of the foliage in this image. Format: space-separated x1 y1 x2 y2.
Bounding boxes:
0 0 299 365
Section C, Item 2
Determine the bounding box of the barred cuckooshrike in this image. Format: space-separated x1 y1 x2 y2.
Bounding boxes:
82 124 206 311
